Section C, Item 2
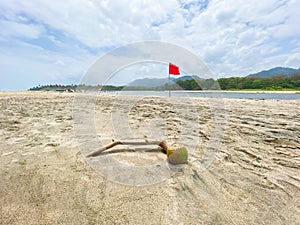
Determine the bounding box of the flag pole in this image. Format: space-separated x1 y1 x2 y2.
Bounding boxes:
168 72 171 97
168 62 180 97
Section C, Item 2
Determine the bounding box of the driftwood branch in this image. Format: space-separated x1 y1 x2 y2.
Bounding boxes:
86 139 168 157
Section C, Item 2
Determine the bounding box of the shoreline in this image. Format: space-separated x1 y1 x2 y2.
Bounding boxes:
1 89 299 94
168 90 299 94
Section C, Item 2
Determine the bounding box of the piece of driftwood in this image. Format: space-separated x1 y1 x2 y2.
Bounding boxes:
86 139 188 164
86 139 168 158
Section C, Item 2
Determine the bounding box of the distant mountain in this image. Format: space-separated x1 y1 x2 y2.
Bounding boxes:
247 67 300 78
127 78 169 87
126 75 202 87
171 75 203 81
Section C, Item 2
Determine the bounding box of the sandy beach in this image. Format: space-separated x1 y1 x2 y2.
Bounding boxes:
0 91 299 224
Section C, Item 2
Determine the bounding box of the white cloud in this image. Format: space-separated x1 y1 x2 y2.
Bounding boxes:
0 20 44 39
171 0 300 77
284 48 300 68
0 39 97 90
0 0 179 48
0 0 299 89
107 62 167 86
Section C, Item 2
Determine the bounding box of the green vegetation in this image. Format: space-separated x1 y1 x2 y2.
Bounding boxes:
30 84 162 92
99 85 124 91
29 84 77 92
174 78 219 90
29 84 125 92
218 74 300 90
29 73 300 92
175 73 300 91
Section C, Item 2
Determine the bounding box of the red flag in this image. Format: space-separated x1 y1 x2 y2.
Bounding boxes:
169 63 180 75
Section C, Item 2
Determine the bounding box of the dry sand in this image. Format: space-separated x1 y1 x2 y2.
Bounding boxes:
0 91 299 224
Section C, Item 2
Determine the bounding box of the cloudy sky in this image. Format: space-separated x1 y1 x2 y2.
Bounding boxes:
0 0 299 90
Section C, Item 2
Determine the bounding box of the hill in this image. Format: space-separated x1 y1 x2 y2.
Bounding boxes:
247 67 300 78
127 78 168 87
172 75 203 81
126 75 202 87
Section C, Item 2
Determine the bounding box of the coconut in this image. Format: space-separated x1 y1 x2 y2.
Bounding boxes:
167 143 188 164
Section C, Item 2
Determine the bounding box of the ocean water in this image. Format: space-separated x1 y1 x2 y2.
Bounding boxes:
114 91 300 100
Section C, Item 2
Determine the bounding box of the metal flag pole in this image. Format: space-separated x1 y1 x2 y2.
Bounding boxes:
168 72 171 97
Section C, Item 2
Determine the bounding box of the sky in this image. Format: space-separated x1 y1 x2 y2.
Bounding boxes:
0 0 299 90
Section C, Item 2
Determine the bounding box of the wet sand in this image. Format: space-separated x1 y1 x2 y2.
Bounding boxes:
0 91 299 224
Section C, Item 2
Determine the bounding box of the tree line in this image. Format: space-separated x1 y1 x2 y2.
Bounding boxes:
29 84 124 91
173 73 300 90
29 73 300 92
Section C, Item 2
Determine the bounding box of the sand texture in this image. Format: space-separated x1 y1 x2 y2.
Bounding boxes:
0 91 299 224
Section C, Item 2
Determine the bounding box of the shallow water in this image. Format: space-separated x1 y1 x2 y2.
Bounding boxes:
115 91 300 100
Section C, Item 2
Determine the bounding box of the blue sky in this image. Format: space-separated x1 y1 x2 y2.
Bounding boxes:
0 0 299 90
